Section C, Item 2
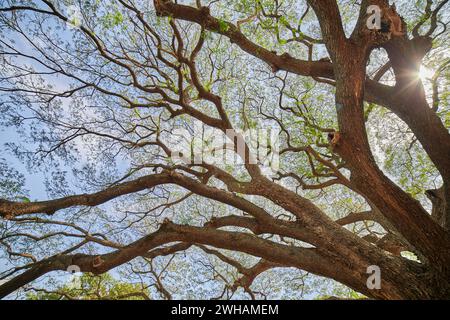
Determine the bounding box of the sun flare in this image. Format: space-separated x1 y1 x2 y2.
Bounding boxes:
418 65 434 81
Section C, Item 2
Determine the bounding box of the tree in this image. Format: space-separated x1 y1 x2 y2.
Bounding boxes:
0 0 449 299
25 273 151 300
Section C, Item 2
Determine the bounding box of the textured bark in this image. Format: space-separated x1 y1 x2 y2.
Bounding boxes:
0 0 449 300
306 0 450 299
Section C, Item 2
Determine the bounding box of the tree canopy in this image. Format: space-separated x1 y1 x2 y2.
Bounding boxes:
25 272 151 300
0 0 449 299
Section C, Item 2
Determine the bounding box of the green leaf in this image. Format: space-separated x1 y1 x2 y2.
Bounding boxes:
17 196 31 203
218 19 229 33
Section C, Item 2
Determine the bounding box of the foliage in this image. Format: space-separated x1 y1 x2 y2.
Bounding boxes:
26 273 150 300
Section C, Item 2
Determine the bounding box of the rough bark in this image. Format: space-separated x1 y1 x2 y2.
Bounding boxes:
0 0 449 300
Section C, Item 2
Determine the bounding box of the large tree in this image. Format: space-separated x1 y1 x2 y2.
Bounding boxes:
0 0 449 299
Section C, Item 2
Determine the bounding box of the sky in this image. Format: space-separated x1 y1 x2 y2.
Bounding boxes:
0 0 448 300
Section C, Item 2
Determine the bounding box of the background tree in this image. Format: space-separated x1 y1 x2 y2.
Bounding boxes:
0 0 449 299
25 272 151 300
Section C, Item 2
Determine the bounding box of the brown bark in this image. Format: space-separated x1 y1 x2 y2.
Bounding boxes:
306 0 450 298
0 0 449 300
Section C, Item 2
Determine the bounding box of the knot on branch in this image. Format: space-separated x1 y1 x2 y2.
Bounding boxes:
327 131 341 148
380 5 406 38
365 4 407 47
154 0 172 17
92 256 104 269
